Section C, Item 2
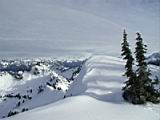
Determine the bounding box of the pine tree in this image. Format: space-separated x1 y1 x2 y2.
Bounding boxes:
121 30 137 103
121 31 160 104
134 32 160 104
121 30 134 78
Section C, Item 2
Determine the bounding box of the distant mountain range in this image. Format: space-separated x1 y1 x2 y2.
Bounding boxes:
147 52 160 66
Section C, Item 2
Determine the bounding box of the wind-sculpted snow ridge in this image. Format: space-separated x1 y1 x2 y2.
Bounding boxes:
66 55 126 102
1 55 160 120
0 58 85 118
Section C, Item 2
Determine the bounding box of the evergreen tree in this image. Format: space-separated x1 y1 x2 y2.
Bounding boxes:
121 30 134 78
121 31 160 104
134 32 160 103
121 30 137 103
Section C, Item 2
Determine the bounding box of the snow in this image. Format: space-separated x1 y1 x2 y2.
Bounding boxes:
147 52 160 66
0 0 160 119
66 55 125 102
2 95 159 120
0 74 65 117
1 55 159 120
0 59 83 118
0 73 14 91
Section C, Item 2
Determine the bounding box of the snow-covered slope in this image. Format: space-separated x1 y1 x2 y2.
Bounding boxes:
147 52 160 66
0 59 84 118
0 0 160 119
0 0 159 57
1 55 160 120
3 95 159 120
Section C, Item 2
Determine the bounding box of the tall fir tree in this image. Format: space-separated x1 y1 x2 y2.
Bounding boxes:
121 31 160 104
121 30 137 103
134 32 160 103
121 30 134 78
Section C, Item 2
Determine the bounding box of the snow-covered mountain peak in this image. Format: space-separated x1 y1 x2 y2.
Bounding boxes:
0 58 84 118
